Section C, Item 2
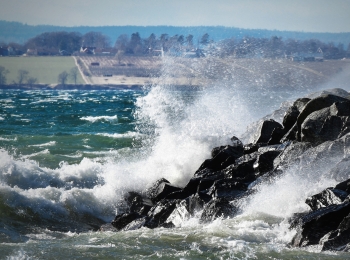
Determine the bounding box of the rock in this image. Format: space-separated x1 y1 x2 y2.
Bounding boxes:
243 143 267 155
273 141 312 169
200 198 237 222
223 156 256 182
123 217 146 231
300 101 350 143
188 193 212 214
282 98 311 132
268 126 286 145
164 200 190 227
198 144 244 172
306 88 350 99
146 178 181 203
251 119 283 144
129 194 153 216
291 178 350 251
296 94 349 140
253 150 281 174
111 212 143 231
305 188 347 211
145 200 179 229
321 213 350 251
206 179 248 200
291 202 350 248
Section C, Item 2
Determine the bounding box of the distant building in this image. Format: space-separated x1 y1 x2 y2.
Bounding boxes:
291 48 323 62
26 49 38 56
80 46 96 55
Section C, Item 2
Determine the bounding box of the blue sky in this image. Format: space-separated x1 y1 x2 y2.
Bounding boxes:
1 0 350 32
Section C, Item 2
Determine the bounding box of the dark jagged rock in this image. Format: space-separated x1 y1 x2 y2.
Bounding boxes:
321 213 350 251
296 94 349 140
305 188 348 211
243 143 267 154
251 119 283 144
188 193 212 214
206 179 247 200
198 144 244 172
146 178 181 202
301 101 350 143
291 202 350 248
111 212 143 231
200 198 237 222
253 150 281 174
223 157 256 181
145 199 179 229
122 217 146 231
273 141 311 169
268 126 286 145
291 176 350 251
282 98 311 132
129 194 153 216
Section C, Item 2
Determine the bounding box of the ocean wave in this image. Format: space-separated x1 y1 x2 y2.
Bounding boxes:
29 141 56 147
0 137 17 141
22 149 50 159
97 132 142 139
80 115 118 123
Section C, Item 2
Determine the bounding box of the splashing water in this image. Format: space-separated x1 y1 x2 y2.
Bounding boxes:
0 61 349 258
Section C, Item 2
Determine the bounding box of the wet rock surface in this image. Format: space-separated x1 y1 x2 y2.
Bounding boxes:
107 88 350 251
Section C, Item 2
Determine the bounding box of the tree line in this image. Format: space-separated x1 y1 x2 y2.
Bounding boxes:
0 30 349 59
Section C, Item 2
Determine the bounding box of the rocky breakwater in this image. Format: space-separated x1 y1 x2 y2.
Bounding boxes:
105 88 350 252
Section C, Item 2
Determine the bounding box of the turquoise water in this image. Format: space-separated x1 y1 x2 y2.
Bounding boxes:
0 87 349 259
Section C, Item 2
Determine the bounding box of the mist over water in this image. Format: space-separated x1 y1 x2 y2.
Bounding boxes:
1 58 350 258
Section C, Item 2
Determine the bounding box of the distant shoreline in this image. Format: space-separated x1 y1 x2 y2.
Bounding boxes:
0 84 204 91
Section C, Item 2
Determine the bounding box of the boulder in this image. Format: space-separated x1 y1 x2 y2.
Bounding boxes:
273 141 311 169
188 193 212 214
300 101 350 143
111 212 143 231
206 179 247 200
282 98 311 132
253 150 281 174
164 199 190 227
305 188 348 211
251 119 283 144
291 202 350 248
198 144 244 172
146 178 181 202
200 198 237 222
145 199 179 229
296 94 349 140
321 213 350 251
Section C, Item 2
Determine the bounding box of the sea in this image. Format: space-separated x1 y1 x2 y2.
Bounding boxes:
0 81 349 259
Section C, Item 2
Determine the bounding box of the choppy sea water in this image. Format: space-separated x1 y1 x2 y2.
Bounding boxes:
0 86 349 259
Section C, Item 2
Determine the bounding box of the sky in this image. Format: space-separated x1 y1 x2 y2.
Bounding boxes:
1 0 350 33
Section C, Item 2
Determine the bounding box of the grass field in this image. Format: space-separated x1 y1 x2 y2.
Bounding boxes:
0 56 85 84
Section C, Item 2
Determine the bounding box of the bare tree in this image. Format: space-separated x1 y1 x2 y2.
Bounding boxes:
58 71 69 85
70 67 78 84
17 69 29 85
27 77 37 87
0 66 9 85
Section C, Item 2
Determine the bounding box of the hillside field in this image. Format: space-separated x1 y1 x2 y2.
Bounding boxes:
0 56 85 85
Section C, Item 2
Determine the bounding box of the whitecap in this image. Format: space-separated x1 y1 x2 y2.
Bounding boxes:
97 131 142 138
29 141 56 147
80 115 118 123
